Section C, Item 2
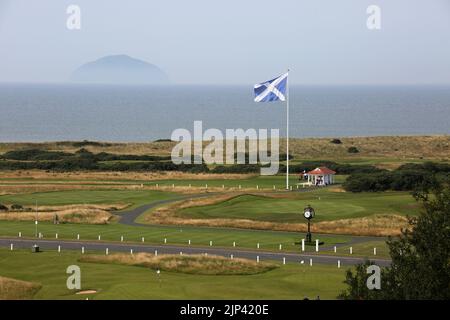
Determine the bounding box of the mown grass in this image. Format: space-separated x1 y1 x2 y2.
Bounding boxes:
79 253 278 275
178 190 419 222
0 248 346 299
0 190 176 210
0 220 350 253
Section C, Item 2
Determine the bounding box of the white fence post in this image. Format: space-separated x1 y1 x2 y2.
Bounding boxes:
58 245 61 253
349 247 353 255
233 241 236 247
154 250 158 256
81 247 85 254
55 233 58 239
256 256 260 263
188 239 191 245
164 238 167 244
315 239 319 252
209 241 212 246
230 254 233 259
283 257 286 265
334 246 337 253
121 236 124 242
77 234 80 240
98 235 101 241
301 239 305 252
10 243 13 251
257 243 260 249
130 249 133 255
338 260 341 268
279 244 282 250
309 258 313 266
374 247 377 255
106 248 109 255
18 232 22 238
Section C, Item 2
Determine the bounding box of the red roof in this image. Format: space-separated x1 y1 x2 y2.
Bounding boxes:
307 167 336 175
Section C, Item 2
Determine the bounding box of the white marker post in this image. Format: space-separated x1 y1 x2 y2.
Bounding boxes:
58 245 61 253
188 239 191 245
334 246 337 253
81 247 85 254
106 248 109 255
279 244 282 250
98 235 101 241
315 239 319 252
301 239 305 252
121 236 124 242
209 241 212 247
55 233 58 239
309 258 313 266
374 247 377 255
230 254 233 259
18 232 22 238
256 256 260 263
349 247 353 255
130 249 133 255
154 250 158 256
283 257 286 265
233 241 236 247
338 260 341 268
164 238 167 244
142 237 145 243
257 243 260 249
77 234 80 240
10 243 13 251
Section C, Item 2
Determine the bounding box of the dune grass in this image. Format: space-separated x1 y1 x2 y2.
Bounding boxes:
0 248 346 299
79 253 278 275
0 276 41 299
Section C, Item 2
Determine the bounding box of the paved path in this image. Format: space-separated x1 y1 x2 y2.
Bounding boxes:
0 237 391 267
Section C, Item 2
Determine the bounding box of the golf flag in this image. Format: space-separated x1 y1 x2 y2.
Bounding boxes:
254 72 288 102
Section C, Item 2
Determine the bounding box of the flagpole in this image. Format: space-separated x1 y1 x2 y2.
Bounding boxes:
286 69 290 190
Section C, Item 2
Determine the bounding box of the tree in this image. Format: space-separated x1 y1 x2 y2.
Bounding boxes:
339 183 450 299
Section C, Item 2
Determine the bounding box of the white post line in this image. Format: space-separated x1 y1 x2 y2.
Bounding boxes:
374 247 377 255
180 251 183 255
233 241 236 247
55 233 58 239
81 247 85 254
77 234 80 240
256 256 260 263
349 247 353 255
188 240 191 245
279 244 282 250
130 249 133 255
205 184 208 189
273 185 275 190
120 235 124 242
283 257 286 265
257 243 260 249
154 250 158 256
230 254 233 259
106 248 109 255
222 184 225 189
315 239 319 252
10 243 13 251
334 246 337 253
209 241 212 247
239 185 241 189
338 260 341 268
18 232 22 238
301 239 305 252
256 185 259 190
309 258 313 266
164 238 167 244
58 245 61 253
98 235 101 241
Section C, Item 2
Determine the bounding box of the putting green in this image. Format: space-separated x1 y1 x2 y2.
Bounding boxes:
179 190 420 222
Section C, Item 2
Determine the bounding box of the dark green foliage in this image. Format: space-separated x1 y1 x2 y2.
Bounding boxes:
330 138 342 144
347 146 359 153
0 204 8 211
71 140 112 147
10 204 23 210
1 149 72 161
339 184 450 300
212 164 261 174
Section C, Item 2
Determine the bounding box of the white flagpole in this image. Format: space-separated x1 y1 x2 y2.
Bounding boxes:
286 69 290 190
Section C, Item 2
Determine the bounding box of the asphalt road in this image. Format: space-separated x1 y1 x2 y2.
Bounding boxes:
0 237 391 267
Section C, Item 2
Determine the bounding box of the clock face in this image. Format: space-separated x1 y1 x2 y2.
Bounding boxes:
304 211 311 219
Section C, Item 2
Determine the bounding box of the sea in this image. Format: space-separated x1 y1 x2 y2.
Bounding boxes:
0 83 449 142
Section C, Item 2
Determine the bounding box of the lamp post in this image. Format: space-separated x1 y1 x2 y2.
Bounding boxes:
35 200 38 238
303 205 315 243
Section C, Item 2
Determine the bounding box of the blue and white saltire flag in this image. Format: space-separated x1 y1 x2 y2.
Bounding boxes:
254 72 288 102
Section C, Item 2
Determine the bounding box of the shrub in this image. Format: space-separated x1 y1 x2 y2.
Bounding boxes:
347 146 359 154
0 204 8 211
330 138 342 144
11 204 23 211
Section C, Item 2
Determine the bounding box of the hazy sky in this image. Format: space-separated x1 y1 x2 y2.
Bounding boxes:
1 0 450 85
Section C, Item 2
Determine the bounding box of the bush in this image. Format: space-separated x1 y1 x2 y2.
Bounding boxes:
11 204 23 211
347 146 359 154
0 204 8 211
330 138 342 144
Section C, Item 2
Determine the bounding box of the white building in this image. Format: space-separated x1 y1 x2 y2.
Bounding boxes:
306 167 336 186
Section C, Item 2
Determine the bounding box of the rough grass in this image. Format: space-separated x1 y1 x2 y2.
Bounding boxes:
0 276 41 299
79 253 279 275
0 205 114 224
1 136 449 162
